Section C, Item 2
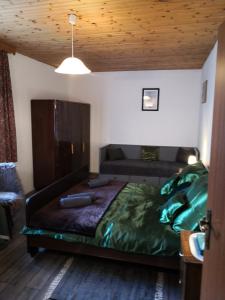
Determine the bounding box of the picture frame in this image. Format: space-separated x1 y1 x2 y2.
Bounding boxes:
201 80 208 103
142 88 160 111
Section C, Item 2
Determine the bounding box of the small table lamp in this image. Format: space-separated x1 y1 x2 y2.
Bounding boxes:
188 155 197 165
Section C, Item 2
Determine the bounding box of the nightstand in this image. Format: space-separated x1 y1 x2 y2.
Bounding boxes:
180 230 202 300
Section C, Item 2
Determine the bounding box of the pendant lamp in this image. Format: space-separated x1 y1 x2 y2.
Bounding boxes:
55 14 91 75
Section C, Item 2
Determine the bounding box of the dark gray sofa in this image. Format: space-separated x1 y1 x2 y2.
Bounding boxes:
99 144 199 186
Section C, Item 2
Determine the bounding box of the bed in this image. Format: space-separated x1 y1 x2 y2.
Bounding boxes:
23 163 208 270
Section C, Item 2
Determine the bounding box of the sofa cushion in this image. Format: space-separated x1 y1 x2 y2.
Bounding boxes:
141 146 159 161
100 159 186 177
107 148 125 160
159 147 179 162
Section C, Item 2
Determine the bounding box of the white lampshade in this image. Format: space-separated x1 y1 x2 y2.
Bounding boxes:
188 155 197 165
55 57 91 75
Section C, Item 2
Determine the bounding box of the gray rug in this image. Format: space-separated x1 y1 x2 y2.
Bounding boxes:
45 256 180 300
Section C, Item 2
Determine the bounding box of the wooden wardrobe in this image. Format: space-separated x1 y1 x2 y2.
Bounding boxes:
31 100 90 190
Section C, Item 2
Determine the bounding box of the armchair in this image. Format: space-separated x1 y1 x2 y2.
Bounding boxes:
0 163 23 239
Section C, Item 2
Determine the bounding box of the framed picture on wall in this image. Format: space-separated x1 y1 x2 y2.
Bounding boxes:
142 88 160 111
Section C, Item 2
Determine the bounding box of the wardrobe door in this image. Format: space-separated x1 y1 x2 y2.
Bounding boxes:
31 100 56 189
54 100 73 178
80 103 90 169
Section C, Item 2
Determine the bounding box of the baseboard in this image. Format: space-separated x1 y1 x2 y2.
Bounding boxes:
89 172 99 179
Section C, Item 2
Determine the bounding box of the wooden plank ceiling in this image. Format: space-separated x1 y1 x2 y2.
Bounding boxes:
0 0 225 72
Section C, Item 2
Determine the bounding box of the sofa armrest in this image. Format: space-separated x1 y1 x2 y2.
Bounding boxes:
99 145 110 164
195 148 200 161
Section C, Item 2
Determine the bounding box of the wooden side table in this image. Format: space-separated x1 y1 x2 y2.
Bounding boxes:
180 230 202 300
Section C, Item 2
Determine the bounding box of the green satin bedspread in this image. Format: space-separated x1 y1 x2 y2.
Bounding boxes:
22 183 179 256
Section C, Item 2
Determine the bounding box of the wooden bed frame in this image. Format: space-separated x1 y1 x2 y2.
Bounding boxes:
26 168 179 271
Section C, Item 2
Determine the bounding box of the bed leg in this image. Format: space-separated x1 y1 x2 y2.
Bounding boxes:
27 237 39 257
27 246 39 257
27 240 38 256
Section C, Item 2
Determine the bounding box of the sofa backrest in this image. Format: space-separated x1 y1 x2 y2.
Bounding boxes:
100 144 200 163
159 147 181 162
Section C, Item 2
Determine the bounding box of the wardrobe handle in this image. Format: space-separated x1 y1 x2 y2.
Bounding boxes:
71 143 75 154
82 142 85 153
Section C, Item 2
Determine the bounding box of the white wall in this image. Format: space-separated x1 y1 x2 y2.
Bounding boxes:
69 70 202 170
8 53 202 193
8 53 73 193
198 43 218 166
67 74 107 175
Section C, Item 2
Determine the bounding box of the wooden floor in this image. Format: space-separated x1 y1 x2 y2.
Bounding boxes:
0 205 181 300
0 206 70 300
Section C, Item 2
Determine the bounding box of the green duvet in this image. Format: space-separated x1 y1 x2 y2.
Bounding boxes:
22 183 179 256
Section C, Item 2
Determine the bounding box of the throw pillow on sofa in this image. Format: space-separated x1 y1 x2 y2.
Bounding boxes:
107 148 125 161
160 160 207 198
141 146 159 161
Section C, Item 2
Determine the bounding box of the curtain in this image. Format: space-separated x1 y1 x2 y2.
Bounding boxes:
0 50 17 162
